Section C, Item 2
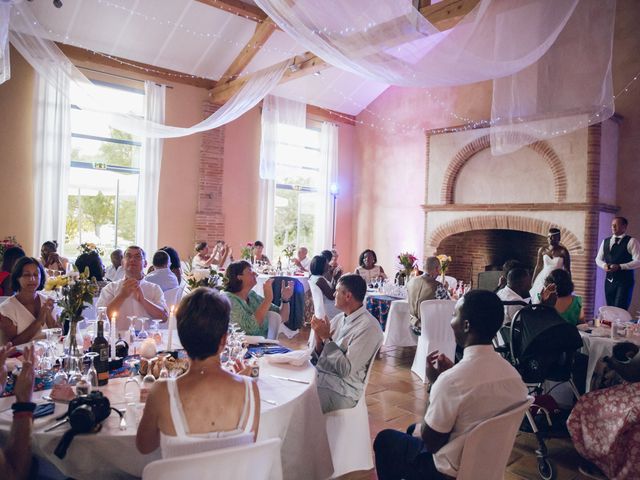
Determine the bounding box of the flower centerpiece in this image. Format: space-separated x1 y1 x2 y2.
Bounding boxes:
184 264 224 291
282 243 296 271
78 242 104 256
396 252 417 286
437 254 452 285
45 268 99 356
0 236 22 265
240 242 253 261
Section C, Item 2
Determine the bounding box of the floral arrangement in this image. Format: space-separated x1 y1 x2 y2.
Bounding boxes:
78 242 104 256
282 243 296 260
45 268 99 324
437 254 452 276
184 264 224 291
0 236 22 264
398 252 418 271
240 242 253 261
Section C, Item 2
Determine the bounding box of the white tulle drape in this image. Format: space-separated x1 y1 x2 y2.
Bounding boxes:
6 2 288 139
0 4 10 85
315 123 338 254
136 81 165 255
33 68 70 257
258 95 306 259
255 0 615 153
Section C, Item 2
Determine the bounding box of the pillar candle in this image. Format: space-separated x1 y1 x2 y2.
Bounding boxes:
167 305 175 351
110 313 118 360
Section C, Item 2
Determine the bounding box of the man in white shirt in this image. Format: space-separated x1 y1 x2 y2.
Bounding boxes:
310 274 383 413
373 290 528 479
293 247 312 272
496 268 531 324
145 250 179 292
595 216 640 309
96 246 168 331
105 249 124 282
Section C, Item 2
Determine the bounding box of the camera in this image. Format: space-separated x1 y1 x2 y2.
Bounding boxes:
68 391 111 433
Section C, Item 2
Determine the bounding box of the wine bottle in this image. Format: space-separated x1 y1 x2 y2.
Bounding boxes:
91 319 110 386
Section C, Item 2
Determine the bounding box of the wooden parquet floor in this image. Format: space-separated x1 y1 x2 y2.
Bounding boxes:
283 329 594 480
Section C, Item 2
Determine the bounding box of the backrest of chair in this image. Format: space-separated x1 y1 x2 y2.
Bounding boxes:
308 276 326 318
444 275 457 290
419 300 456 340
599 305 632 322
457 397 533 480
164 286 184 307
142 438 282 480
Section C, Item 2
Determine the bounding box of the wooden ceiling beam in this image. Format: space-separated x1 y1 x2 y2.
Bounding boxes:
194 0 268 23
219 18 277 82
306 105 356 126
209 0 480 103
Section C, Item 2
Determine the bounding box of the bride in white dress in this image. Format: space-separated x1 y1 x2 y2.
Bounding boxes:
530 228 571 303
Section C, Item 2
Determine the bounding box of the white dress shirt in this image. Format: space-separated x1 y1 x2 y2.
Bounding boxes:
496 286 530 324
145 267 179 292
298 256 312 271
595 234 640 270
96 278 166 330
105 265 124 282
425 345 528 477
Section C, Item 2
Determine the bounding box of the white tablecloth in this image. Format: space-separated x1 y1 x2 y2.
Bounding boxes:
579 330 632 392
0 362 332 480
254 274 310 296
382 299 417 347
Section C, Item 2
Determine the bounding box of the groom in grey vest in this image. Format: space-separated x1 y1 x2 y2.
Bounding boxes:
595 217 640 309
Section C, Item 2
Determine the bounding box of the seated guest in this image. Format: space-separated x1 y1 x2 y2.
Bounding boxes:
96 246 168 331
496 267 532 324
0 246 26 296
136 287 260 456
0 257 58 345
494 259 524 292
159 246 183 284
75 251 107 288
309 255 340 319
407 256 451 336
145 251 180 292
0 343 36 479
252 241 270 265
211 241 232 270
310 274 383 413
105 249 124 282
373 290 528 479
192 242 216 269
292 247 311 272
40 240 68 275
355 249 387 284
223 261 292 337
544 269 584 325
324 249 343 286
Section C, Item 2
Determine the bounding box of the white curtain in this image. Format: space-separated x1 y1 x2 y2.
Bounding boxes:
33 68 70 257
314 122 338 254
258 95 306 259
0 4 10 85
136 81 165 255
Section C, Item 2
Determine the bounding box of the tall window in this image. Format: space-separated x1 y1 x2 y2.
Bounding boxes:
64 80 144 255
272 124 323 258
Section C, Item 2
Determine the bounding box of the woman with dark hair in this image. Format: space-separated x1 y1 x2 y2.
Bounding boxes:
136 287 260 457
544 268 584 325
309 255 340 319
355 249 386 285
160 246 183 284
252 241 270 265
0 257 58 345
0 246 26 296
40 240 69 275
75 251 105 283
223 261 292 337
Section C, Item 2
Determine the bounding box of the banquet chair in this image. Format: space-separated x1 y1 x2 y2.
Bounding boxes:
325 347 380 477
163 285 184 307
456 397 533 480
444 275 457 290
411 300 457 383
383 300 417 348
598 305 632 323
142 438 282 480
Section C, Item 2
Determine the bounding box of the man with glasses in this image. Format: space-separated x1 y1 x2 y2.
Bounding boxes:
96 246 168 331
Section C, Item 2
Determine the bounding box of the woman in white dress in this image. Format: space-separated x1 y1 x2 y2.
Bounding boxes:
530 228 571 302
0 257 58 345
355 249 387 285
308 255 340 320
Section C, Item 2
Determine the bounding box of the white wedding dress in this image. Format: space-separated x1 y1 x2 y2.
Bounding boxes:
530 254 564 303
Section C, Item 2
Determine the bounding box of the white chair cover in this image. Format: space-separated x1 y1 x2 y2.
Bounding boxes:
309 277 327 319
598 306 632 323
266 311 283 340
163 286 184 308
324 347 380 477
411 300 457 383
142 438 282 480
383 300 417 348
443 275 457 290
457 397 533 480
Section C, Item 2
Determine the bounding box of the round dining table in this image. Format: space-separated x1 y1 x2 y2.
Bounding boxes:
0 360 333 480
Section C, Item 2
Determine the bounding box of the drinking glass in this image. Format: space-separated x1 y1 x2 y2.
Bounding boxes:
127 316 137 343
137 317 149 340
53 354 69 386
123 359 141 404
157 353 170 379
151 319 163 345
67 355 83 386
84 351 99 388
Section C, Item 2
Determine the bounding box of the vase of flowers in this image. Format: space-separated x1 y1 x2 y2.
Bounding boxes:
282 243 296 271
240 242 253 261
184 264 224 291
0 236 22 265
437 254 452 285
78 242 104 256
397 252 417 286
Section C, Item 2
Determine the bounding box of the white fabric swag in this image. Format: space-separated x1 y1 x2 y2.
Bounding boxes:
258 95 306 260
33 68 71 257
0 4 10 85
136 81 165 255
315 123 338 254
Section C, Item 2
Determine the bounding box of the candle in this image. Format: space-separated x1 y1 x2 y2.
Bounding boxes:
110 313 118 360
167 305 175 351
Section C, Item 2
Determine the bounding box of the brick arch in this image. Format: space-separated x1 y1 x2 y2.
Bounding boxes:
427 215 583 254
440 134 567 204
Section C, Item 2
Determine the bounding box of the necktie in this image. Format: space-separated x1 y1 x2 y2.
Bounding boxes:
613 237 620 245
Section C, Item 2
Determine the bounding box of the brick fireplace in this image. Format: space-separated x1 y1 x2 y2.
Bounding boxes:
422 117 621 319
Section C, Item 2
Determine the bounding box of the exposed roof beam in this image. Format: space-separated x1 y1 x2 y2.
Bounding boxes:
219 18 277 82
307 105 356 126
209 0 480 103
195 0 268 23
58 43 217 89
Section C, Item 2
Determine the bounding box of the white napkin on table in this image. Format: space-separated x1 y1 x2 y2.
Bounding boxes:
264 349 311 367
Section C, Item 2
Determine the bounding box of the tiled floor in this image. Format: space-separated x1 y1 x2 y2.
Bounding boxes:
284 330 595 480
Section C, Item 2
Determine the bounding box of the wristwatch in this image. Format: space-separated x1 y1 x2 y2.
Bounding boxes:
323 337 333 346
281 298 290 304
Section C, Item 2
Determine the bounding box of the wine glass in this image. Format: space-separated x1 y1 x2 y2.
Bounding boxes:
66 355 83 386
151 319 163 345
84 351 99 389
137 317 149 340
157 353 170 379
123 358 141 403
127 316 137 343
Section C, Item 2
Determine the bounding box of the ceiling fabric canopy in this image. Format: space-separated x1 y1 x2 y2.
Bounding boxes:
255 0 615 153
1 1 288 139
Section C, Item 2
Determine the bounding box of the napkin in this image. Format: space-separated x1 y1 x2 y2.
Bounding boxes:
243 336 279 345
0 402 62 427
590 327 611 337
264 349 311 367
277 324 299 339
